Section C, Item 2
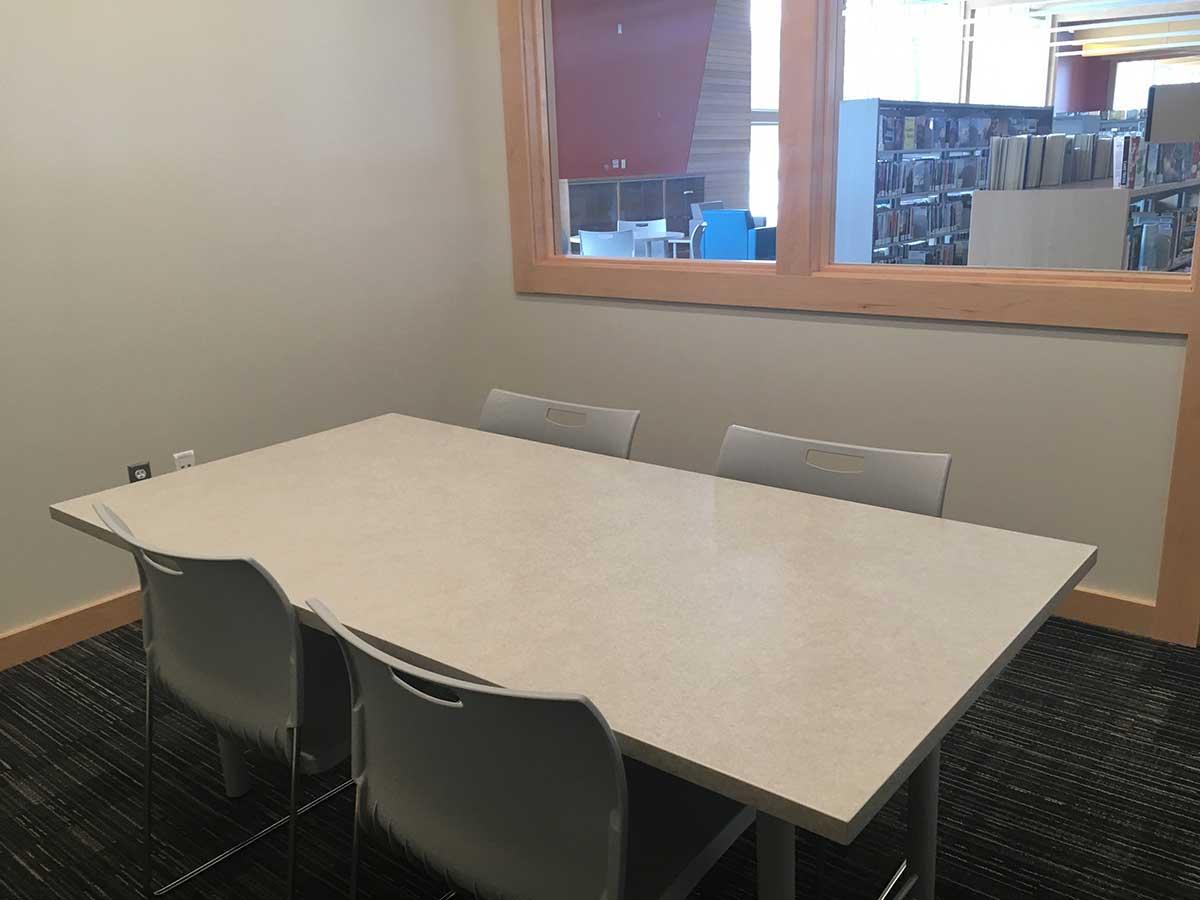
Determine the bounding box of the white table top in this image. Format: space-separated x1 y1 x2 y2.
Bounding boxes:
51 414 1095 843
569 230 684 244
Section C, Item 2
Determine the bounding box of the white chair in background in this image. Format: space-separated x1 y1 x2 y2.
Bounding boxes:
716 425 952 517
479 388 640 459
618 218 669 257
579 229 635 258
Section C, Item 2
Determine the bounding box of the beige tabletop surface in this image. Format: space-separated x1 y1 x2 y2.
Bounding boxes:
51 414 1096 843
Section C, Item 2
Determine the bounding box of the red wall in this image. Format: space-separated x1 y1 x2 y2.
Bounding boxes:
1053 54 1113 113
551 0 716 179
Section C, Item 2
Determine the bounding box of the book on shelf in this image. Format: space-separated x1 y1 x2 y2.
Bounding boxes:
877 237 970 266
1112 135 1140 188
878 112 1047 153
874 156 981 196
1112 139 1200 190
1025 136 1045 189
874 199 971 246
982 133 1114 190
1128 207 1197 271
1042 134 1067 186
1004 135 1029 190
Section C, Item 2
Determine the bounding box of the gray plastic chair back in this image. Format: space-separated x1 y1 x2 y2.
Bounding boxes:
479 388 641 459
617 219 668 258
689 220 707 259
579 229 635 258
307 599 628 900
716 425 951 517
94 503 303 757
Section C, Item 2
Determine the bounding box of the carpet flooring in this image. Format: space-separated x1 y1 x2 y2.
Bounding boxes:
3 617 1200 899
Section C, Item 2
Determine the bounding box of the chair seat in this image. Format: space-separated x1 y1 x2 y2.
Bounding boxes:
623 758 754 900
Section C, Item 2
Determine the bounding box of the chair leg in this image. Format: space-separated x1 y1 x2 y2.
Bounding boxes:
144 673 154 900
349 786 362 900
286 726 301 900
144 713 350 897
817 840 826 900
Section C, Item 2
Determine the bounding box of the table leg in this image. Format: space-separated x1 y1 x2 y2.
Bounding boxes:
756 811 795 900
217 734 252 798
906 744 940 900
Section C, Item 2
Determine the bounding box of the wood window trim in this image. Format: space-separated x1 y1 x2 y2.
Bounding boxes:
497 0 1200 646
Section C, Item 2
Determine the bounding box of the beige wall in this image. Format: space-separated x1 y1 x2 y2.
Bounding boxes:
0 1 1187 635
0 1 480 632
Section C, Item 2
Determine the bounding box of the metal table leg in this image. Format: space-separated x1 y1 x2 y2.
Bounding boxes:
217 734 252 799
756 811 795 900
906 744 940 900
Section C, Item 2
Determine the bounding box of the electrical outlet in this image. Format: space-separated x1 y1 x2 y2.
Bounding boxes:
173 449 196 471
127 462 152 483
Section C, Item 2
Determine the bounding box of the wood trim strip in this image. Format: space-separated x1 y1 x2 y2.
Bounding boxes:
1057 588 1157 638
1151 332 1200 644
0 590 141 672
521 258 1194 334
776 0 817 275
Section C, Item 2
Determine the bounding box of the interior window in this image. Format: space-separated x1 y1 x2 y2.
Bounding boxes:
834 0 1199 274
547 0 781 263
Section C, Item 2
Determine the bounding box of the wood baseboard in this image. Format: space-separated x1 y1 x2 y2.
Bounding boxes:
1056 587 1157 639
0 589 141 672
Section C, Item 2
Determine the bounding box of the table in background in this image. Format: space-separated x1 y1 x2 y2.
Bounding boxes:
51 414 1095 900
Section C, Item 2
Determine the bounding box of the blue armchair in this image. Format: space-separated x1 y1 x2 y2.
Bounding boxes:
700 209 777 261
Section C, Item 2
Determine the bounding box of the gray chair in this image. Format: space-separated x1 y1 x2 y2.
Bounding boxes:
716 425 952 517
618 218 668 258
579 228 636 258
689 220 707 259
93 504 352 899
691 200 724 222
479 388 641 459
307 598 754 900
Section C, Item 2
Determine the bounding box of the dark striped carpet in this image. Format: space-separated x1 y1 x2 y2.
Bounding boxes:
4 617 1200 899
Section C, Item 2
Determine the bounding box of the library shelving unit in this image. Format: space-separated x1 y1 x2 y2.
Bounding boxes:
834 99 1053 266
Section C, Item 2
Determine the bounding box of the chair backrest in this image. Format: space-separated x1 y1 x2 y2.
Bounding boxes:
579 229 635 258
617 219 667 257
94 504 304 753
716 426 952 517
307 599 628 900
691 200 723 222
700 209 756 260
479 388 641 458
617 218 667 234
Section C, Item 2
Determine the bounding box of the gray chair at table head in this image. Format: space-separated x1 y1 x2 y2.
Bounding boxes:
479 388 641 459
716 425 952 517
93 503 351 898
309 598 753 900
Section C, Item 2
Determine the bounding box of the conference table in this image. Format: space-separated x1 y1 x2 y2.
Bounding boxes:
50 414 1096 900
